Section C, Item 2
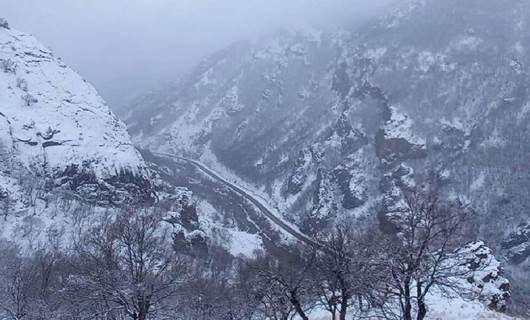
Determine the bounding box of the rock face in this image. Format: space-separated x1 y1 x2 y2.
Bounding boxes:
124 30 382 230
457 241 511 312
125 0 530 260
0 23 244 262
0 22 152 208
502 221 530 264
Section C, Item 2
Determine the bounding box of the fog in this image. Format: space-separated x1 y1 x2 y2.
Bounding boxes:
2 0 395 108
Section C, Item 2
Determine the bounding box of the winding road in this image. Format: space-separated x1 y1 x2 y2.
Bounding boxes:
153 152 329 252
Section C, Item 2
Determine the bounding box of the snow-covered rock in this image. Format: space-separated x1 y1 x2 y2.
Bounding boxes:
502 222 530 265
0 20 151 207
456 241 511 312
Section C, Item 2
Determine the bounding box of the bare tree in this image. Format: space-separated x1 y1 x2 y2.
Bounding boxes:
386 187 469 320
177 274 258 320
314 220 390 320
243 247 317 320
70 208 189 320
0 232 75 320
0 241 34 320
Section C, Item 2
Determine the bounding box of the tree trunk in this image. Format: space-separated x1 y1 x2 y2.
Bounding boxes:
325 303 337 320
417 300 427 320
416 282 427 320
403 283 412 320
416 285 426 320
404 302 413 320
339 295 349 320
137 302 150 320
290 290 309 320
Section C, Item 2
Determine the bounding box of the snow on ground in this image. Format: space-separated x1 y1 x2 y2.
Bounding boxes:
271 171 317 217
0 198 109 253
0 25 146 178
385 106 426 146
471 172 486 191
0 23 154 255
196 199 263 257
226 229 262 257
517 102 530 122
198 147 303 244
300 296 520 320
426 295 518 320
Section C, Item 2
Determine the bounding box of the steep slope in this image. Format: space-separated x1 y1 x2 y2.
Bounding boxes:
0 21 288 261
332 4 530 309
0 21 152 210
125 30 341 178
124 29 366 231
0 20 170 252
340 0 530 238
125 0 530 311
126 0 530 251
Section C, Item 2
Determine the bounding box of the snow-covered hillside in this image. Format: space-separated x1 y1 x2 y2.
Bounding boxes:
0 20 282 261
124 0 530 314
0 2 528 318
125 0 530 261
0 21 151 209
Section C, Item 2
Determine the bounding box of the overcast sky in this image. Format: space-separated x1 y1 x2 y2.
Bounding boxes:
2 0 395 108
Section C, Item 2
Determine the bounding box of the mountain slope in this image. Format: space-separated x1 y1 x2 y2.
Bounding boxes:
126 0 530 251
0 21 287 263
125 0 530 312
0 21 152 209
125 30 341 177
334 0 530 284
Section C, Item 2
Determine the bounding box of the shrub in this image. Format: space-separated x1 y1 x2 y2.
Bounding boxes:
1 59 16 73
16 78 28 92
22 93 38 106
0 18 9 29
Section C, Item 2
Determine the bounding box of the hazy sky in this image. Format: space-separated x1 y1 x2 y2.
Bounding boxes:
2 0 395 108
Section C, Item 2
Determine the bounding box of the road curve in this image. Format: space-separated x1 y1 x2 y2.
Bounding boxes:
154 152 329 252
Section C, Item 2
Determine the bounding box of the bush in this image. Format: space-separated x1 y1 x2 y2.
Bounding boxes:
0 18 9 29
22 93 38 106
16 78 28 92
1 59 16 73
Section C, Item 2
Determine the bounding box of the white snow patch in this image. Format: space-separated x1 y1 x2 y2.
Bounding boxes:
194 68 215 88
440 169 451 180
364 47 387 60
385 106 426 146
517 102 530 122
417 51 436 72
426 294 516 320
303 291 518 320
471 172 486 191
454 35 482 50
227 230 262 257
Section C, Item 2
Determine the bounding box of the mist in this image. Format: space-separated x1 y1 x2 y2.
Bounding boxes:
2 0 395 107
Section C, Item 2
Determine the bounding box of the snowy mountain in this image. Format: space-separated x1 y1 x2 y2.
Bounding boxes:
0 21 277 260
0 0 528 317
0 21 152 210
125 0 530 312
126 0 530 252
0 21 169 253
